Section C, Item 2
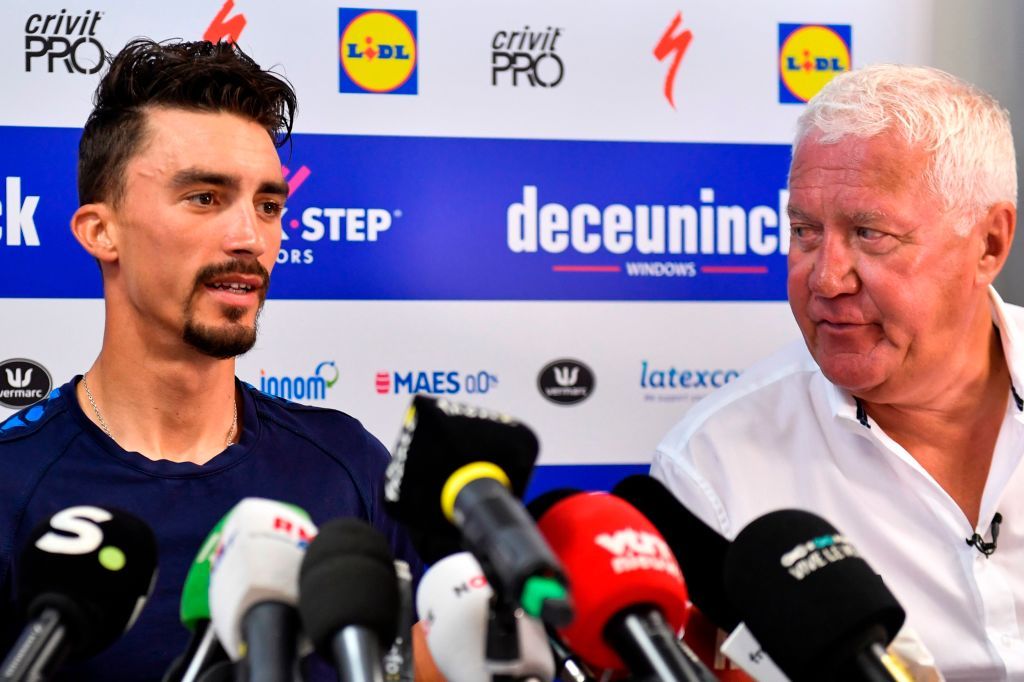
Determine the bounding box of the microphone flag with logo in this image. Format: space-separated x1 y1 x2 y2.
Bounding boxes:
3 505 158 679
383 395 572 627
723 509 906 681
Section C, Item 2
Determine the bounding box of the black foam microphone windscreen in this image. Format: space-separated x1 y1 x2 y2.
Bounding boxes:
383 395 539 562
723 509 905 680
298 518 400 656
611 475 739 631
15 505 159 659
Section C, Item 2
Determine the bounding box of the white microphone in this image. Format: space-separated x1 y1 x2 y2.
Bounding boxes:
416 552 555 682
208 498 317 678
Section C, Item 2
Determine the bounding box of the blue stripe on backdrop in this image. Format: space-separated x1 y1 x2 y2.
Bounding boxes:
525 462 650 501
0 126 791 301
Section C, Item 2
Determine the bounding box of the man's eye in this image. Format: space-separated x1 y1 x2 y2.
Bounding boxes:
188 192 215 206
856 227 885 240
260 201 284 216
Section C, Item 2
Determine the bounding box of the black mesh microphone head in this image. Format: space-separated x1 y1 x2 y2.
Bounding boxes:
298 518 400 657
723 509 905 680
16 505 159 658
383 395 539 549
525 488 582 521
611 475 739 631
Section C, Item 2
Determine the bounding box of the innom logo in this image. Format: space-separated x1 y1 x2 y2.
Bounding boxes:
537 359 594 405
0 358 52 409
259 361 339 402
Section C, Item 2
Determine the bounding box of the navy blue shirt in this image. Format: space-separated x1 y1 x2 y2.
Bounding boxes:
0 377 422 680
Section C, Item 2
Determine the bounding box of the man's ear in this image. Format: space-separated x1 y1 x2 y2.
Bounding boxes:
976 201 1016 287
71 203 119 263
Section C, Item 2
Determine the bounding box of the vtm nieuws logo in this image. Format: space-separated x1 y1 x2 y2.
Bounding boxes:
339 8 418 95
778 24 851 104
0 359 52 410
538 359 594 406
595 528 682 578
259 361 339 402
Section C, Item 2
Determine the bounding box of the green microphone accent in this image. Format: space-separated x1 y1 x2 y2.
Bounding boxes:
519 575 568 619
179 502 313 630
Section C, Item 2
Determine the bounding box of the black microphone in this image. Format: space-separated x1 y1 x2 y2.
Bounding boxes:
966 512 1002 557
298 518 400 682
723 509 906 682
383 395 571 627
1 505 158 681
611 474 740 632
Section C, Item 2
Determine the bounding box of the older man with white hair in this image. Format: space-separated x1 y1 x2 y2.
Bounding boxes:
653 64 1020 679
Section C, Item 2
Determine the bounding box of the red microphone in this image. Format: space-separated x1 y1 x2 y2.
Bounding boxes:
534 491 715 681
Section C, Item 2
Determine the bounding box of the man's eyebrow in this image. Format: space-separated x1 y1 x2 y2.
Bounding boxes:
786 205 815 221
849 210 887 224
170 169 240 191
258 180 290 198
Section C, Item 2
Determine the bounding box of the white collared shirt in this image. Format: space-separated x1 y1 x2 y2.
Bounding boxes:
652 289 1024 681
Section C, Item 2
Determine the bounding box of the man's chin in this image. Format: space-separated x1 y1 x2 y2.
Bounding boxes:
182 320 258 359
816 356 888 397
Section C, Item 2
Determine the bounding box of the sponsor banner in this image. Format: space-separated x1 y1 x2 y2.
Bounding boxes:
0 127 790 301
778 24 852 104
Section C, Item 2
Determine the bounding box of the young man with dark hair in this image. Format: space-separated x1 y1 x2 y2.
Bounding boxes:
0 39 421 680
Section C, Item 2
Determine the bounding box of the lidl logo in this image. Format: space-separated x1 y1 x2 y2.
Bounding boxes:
339 8 418 95
778 24 851 104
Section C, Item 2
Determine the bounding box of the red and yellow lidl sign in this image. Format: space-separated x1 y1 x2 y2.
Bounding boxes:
339 9 418 95
778 24 851 104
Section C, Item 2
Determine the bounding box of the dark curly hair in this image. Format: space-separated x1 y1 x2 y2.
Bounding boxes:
78 39 297 206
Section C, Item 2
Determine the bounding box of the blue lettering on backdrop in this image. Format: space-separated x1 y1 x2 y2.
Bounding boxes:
0 126 791 301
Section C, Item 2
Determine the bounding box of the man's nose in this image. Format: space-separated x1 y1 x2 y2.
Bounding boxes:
224 203 266 258
809 233 859 297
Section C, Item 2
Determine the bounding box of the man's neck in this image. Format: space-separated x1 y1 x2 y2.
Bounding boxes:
77 323 240 465
862 316 1011 527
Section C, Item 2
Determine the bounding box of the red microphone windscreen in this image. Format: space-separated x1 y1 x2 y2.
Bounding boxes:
535 492 689 672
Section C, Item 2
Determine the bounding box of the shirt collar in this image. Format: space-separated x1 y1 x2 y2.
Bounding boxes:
824 286 1024 426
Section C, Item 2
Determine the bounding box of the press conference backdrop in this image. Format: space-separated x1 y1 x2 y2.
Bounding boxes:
0 0 935 494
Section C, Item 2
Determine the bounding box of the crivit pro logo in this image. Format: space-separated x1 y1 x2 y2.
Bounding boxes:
492 25 564 87
339 9 418 95
778 24 851 104
259 361 339 402
375 370 499 396
0 177 41 246
594 528 682 578
0 358 52 409
24 9 105 74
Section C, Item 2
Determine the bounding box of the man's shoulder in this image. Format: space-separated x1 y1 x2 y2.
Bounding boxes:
0 382 80 460
658 339 820 454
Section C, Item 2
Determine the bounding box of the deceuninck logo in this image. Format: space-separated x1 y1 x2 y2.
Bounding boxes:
778 24 851 104
339 8 418 95
0 358 52 409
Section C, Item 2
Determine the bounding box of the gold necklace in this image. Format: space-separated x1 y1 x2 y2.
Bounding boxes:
82 372 238 448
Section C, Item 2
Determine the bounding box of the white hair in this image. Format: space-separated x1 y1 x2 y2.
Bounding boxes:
793 64 1017 234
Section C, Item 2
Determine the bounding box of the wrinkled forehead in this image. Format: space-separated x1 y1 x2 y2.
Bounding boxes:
789 129 932 196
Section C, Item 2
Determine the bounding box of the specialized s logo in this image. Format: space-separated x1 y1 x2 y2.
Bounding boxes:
595 528 682 578
339 9 418 95
778 24 851 104
204 0 247 44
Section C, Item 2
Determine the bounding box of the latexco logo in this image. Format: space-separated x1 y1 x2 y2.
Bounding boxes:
0 358 52 410
778 24 851 104
25 9 105 74
0 178 40 246
538 359 594 406
492 25 564 87
374 370 499 396
259 361 340 402
339 9 418 95
640 361 739 403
